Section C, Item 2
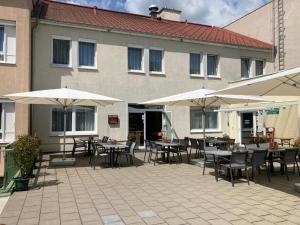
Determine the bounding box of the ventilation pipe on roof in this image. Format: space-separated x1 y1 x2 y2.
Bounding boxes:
149 5 159 19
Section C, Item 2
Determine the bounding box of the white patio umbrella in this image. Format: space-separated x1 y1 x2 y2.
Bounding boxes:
215 67 300 96
4 88 123 164
141 88 267 141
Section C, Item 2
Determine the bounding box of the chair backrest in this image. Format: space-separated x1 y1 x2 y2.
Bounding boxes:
245 144 259 150
190 138 198 148
284 148 298 164
129 142 136 155
230 152 248 165
144 140 150 150
102 136 109 143
197 139 204 149
150 141 156 150
251 150 267 166
204 146 218 152
258 143 269 150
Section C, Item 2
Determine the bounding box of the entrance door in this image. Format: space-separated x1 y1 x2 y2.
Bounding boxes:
241 112 254 144
146 111 162 141
128 113 144 147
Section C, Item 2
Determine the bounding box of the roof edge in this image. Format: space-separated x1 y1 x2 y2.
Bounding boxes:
38 18 273 52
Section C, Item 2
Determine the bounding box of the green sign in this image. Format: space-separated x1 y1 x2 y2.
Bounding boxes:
266 108 279 115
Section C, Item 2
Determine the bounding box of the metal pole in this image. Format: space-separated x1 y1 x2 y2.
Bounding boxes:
202 107 206 145
63 105 67 160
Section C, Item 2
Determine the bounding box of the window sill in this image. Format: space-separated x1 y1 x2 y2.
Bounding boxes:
190 74 205 78
128 70 146 75
149 71 165 76
49 131 98 137
78 66 98 71
190 129 222 134
51 63 73 68
207 75 221 80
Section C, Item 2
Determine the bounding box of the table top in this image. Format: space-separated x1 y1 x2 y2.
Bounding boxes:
275 137 293 140
206 150 232 156
155 141 181 147
206 139 229 144
100 143 128 149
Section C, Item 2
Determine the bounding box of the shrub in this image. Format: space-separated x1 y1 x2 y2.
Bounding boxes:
10 135 40 178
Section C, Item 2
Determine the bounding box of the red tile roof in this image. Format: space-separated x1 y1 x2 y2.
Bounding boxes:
38 0 273 50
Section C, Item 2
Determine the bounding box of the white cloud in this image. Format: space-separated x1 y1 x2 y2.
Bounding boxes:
124 0 269 26
59 0 269 26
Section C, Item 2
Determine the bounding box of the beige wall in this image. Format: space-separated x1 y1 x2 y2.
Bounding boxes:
0 0 32 138
33 22 272 151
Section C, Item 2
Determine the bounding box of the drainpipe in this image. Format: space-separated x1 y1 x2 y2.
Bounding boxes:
29 0 40 135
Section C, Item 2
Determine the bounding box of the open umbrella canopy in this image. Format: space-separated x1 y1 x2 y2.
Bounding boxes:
141 88 267 106
4 88 123 106
215 67 300 96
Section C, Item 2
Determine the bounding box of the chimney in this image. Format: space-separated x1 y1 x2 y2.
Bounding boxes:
149 5 159 18
158 8 182 21
93 6 97 15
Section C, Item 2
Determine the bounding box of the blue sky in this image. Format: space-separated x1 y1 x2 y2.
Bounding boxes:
58 0 270 26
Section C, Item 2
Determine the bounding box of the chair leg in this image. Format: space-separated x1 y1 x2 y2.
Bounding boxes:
143 149 147 162
285 164 289 181
266 164 271 182
296 161 300 176
245 167 250 185
251 167 254 180
203 161 206 176
72 145 76 157
230 168 234 187
148 150 152 163
154 152 158 166
214 163 219 182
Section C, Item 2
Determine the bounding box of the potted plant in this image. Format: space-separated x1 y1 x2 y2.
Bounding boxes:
294 137 300 148
10 135 40 191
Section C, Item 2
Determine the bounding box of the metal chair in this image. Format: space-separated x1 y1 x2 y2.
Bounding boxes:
197 139 205 158
203 146 218 178
273 148 299 181
151 142 166 166
189 138 199 159
72 137 87 156
248 149 270 182
144 140 151 162
222 151 250 187
90 142 109 169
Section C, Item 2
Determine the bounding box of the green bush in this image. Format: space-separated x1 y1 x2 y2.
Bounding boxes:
10 135 40 178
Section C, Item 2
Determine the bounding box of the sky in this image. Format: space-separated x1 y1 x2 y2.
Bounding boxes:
58 0 270 27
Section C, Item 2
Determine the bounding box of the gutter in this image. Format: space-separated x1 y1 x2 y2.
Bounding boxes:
38 19 273 53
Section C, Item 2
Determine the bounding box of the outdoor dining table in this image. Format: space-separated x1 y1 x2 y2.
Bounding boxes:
206 139 229 148
155 141 181 163
100 143 128 168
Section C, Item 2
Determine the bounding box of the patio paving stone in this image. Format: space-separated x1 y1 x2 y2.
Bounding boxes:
0 152 299 225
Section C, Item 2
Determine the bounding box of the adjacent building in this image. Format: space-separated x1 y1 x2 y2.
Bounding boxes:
32 0 273 151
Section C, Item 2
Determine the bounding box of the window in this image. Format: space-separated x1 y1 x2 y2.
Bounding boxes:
79 41 96 68
0 26 4 61
52 38 71 66
255 60 264 76
207 55 218 76
241 58 250 78
0 22 16 64
0 102 15 142
128 47 143 71
149 49 163 73
190 53 201 75
51 106 96 134
190 107 219 131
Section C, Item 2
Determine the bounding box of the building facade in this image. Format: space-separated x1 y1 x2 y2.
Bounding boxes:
225 0 300 141
32 1 273 151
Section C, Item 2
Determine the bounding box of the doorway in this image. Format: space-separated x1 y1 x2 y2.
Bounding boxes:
241 112 254 144
128 113 144 147
146 111 162 141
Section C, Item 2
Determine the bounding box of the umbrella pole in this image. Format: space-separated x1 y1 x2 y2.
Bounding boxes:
63 105 67 160
202 108 206 145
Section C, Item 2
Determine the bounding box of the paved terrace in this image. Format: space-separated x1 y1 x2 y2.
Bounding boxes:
0 152 300 225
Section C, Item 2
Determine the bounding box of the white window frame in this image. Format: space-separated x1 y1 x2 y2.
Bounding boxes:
0 20 16 64
128 45 145 74
207 54 220 78
49 106 98 136
149 47 165 75
51 35 72 68
190 107 222 133
189 52 204 77
254 59 265 76
77 38 97 70
241 57 251 79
